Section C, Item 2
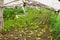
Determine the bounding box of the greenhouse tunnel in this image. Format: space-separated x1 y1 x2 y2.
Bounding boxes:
0 0 60 40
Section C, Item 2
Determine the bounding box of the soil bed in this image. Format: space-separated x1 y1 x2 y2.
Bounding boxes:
0 27 52 40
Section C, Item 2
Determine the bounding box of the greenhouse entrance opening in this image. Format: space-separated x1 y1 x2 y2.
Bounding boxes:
0 0 60 40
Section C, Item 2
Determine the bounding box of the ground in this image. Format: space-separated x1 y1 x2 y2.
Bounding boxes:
0 26 52 40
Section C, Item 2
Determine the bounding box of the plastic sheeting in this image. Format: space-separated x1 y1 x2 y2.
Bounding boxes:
35 0 60 11
4 0 60 11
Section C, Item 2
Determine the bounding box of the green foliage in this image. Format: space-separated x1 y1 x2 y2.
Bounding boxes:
50 11 60 40
3 8 15 20
3 7 52 31
4 20 15 31
14 15 27 27
3 7 24 31
50 12 56 28
3 7 23 20
53 13 60 40
55 12 60 31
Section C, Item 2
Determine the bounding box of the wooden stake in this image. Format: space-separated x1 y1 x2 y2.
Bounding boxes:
0 0 3 30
